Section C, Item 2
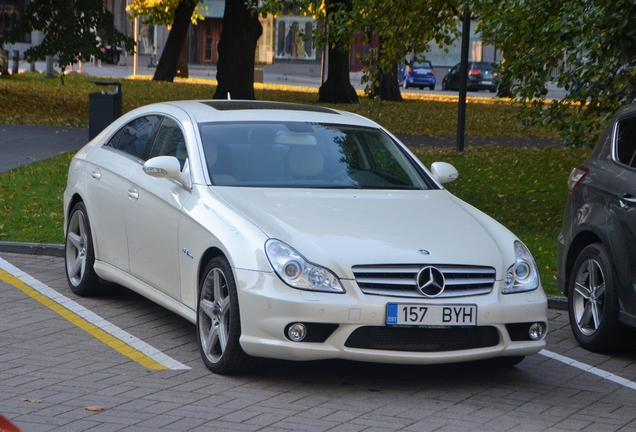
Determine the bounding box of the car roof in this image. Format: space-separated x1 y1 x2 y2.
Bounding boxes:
148 100 377 128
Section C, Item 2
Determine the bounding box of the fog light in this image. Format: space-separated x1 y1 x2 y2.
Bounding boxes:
529 322 546 340
288 323 307 342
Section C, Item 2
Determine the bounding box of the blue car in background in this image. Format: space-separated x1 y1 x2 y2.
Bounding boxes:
399 60 436 90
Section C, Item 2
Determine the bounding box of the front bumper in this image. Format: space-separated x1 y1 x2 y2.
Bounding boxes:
235 269 548 364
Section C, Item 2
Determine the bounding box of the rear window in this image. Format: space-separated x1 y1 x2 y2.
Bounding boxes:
472 63 494 72
412 61 432 68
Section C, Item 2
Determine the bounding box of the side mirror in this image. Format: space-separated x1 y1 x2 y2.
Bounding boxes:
143 156 182 179
430 162 459 184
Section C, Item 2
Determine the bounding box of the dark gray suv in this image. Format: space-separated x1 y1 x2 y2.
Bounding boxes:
557 103 636 352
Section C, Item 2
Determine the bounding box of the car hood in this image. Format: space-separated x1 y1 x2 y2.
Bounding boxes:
212 188 512 279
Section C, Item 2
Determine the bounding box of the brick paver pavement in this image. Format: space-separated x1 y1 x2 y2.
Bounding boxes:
1 252 635 432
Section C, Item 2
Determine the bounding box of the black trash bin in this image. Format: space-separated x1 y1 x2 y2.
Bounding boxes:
88 81 122 140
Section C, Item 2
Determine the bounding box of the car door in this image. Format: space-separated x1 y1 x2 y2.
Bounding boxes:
84 116 159 272
608 114 636 321
125 116 192 300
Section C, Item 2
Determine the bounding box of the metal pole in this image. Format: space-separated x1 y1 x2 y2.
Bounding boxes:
456 10 471 152
133 16 139 76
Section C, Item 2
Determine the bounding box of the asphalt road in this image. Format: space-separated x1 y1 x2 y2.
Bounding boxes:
1 251 635 432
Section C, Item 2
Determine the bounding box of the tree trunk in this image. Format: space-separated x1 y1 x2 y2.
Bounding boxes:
370 62 403 101
318 0 358 104
213 0 262 100
153 0 196 82
176 32 189 78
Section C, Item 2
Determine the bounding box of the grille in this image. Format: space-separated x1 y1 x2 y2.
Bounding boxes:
345 326 500 352
352 264 496 298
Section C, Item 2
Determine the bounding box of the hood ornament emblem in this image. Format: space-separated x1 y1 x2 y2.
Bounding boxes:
416 266 445 297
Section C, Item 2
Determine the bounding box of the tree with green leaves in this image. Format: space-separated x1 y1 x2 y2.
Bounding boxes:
328 0 459 101
128 0 205 81
0 0 133 75
472 0 636 147
258 0 460 102
130 0 262 99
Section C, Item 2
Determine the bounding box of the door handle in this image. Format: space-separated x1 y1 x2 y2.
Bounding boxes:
620 193 636 208
128 187 139 201
90 169 101 180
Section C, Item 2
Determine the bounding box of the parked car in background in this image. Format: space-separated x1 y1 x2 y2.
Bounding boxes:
399 59 436 90
101 45 122 64
64 100 548 374
442 62 499 92
557 102 636 352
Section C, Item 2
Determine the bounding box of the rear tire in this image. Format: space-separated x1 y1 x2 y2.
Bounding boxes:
197 256 259 374
429 84 435 91
403 80 409 89
65 202 104 296
568 243 635 352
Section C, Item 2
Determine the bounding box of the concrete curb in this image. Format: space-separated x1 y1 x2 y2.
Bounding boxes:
0 241 569 310
0 241 65 257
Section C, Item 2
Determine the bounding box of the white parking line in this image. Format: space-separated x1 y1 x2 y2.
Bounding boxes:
540 349 636 391
0 257 191 371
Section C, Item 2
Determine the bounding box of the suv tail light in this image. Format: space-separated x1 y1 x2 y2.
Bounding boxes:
567 166 589 192
407 67 413 74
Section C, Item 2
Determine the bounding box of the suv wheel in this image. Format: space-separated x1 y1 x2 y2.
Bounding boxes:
568 243 635 352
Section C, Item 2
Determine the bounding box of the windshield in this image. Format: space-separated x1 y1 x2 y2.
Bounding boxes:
198 122 435 190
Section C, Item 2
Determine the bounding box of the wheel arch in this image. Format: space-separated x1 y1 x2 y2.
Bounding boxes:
564 230 602 296
197 247 228 290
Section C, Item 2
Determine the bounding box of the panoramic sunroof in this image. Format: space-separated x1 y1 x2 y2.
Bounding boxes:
200 100 340 115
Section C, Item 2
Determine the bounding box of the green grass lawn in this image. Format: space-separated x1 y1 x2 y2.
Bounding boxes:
0 72 593 295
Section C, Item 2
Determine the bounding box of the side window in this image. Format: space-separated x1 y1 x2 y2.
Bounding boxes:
616 116 636 168
148 118 188 169
104 127 125 148
116 115 160 159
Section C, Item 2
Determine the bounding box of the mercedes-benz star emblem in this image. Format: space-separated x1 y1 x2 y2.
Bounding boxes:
416 266 446 297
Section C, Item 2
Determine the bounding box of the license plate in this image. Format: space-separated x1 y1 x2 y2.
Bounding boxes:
386 304 477 326
480 80 492 85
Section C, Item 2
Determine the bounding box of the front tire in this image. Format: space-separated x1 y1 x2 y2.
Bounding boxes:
65 202 104 296
568 243 635 352
197 256 258 374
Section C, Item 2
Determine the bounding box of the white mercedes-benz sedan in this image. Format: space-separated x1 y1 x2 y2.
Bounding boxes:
63 100 547 374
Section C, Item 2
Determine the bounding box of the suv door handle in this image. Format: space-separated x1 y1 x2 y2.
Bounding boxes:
620 193 636 207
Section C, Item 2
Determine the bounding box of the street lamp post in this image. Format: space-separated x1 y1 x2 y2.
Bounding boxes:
456 10 471 152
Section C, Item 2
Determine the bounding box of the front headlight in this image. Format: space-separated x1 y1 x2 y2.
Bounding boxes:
502 241 540 294
265 239 345 293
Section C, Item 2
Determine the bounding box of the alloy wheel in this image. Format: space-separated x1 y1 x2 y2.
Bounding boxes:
65 209 88 287
198 267 231 364
572 258 605 336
